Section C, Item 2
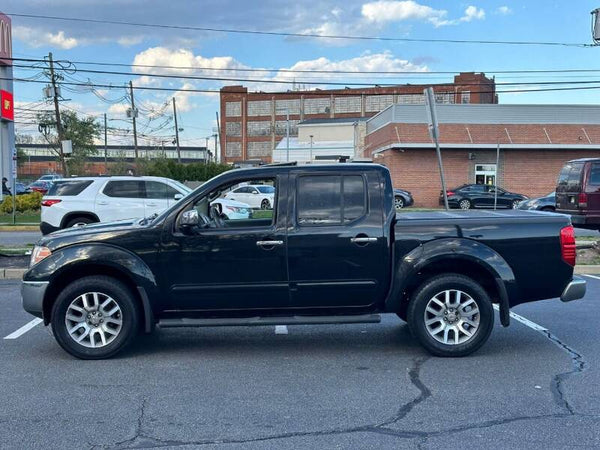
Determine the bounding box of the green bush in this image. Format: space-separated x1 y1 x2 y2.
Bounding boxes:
0 192 43 213
142 158 232 182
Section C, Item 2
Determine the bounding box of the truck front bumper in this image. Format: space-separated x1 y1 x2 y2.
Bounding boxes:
560 276 586 302
22 281 49 319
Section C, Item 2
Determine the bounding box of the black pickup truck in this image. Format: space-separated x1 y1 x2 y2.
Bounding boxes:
22 164 586 359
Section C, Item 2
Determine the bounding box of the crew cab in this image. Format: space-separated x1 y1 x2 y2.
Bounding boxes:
22 164 586 359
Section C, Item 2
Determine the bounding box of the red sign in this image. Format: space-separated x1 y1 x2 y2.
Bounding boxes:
1 90 13 121
0 13 11 66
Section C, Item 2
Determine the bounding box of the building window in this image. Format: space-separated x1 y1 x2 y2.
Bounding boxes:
304 98 331 115
435 92 455 104
247 141 272 157
275 99 301 115
365 95 394 112
225 121 242 137
247 121 271 136
461 91 471 104
247 100 272 116
225 101 241 117
397 94 425 104
274 120 299 136
334 96 361 114
225 141 242 157
475 164 497 185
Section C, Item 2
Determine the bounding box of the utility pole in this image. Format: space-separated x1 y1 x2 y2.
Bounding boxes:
104 113 108 171
172 97 181 163
286 108 290 162
213 133 218 164
128 81 139 164
309 135 314 163
48 52 68 176
424 87 449 210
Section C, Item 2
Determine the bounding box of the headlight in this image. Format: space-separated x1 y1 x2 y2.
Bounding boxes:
30 246 51 267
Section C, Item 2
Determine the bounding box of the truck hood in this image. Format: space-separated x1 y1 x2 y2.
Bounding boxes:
38 218 145 249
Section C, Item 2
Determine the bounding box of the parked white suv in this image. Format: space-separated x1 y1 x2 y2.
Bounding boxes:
40 176 191 234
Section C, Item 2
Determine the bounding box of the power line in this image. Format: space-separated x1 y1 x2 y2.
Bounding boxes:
5 74 600 97
4 12 594 47
8 56 600 76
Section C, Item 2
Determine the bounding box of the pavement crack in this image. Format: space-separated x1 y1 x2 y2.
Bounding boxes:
375 356 432 428
540 329 587 415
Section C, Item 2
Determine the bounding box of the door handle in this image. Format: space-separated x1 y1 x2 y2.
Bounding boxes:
147 203 158 207
256 240 284 247
97 201 108 206
351 236 378 244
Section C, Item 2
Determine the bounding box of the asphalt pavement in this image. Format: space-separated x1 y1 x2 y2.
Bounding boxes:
0 231 41 246
1 276 600 449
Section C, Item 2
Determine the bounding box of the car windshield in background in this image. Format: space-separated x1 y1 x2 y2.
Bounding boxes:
47 180 94 196
256 186 275 194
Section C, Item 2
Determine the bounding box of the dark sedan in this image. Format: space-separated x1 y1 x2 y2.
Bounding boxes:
393 188 414 210
441 184 528 210
518 192 555 212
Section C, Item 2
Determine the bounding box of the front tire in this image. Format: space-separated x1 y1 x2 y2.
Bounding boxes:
407 274 494 357
261 199 271 210
512 200 521 209
394 196 405 210
51 276 140 359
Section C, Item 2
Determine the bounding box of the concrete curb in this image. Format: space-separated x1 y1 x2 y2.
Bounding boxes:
0 226 39 232
0 268 26 279
575 265 600 274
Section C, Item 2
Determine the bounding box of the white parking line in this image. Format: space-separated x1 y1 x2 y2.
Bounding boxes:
274 325 288 335
582 274 600 281
3 318 43 340
493 305 547 332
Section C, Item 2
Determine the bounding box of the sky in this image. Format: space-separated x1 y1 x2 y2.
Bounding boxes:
5 0 600 150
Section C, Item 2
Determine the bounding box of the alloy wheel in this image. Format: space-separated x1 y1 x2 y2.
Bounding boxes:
65 292 123 348
459 200 471 210
395 196 405 210
423 289 480 345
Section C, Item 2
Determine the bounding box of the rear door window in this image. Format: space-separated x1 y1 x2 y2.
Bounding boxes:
567 163 584 190
103 180 145 198
145 181 180 199
589 163 600 185
296 175 367 226
47 180 93 196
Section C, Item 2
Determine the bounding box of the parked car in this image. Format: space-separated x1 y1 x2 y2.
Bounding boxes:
393 188 414 210
210 198 252 220
23 163 584 360
442 184 528 210
37 174 62 183
224 184 275 209
518 192 556 211
556 158 600 230
28 180 53 195
13 182 32 195
40 176 191 234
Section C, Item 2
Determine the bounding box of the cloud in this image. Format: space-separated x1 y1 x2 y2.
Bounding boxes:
496 6 513 15
360 1 485 27
13 26 79 49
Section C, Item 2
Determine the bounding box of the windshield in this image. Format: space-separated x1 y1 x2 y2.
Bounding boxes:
256 185 275 194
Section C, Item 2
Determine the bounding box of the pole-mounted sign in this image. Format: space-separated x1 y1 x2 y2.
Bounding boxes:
0 89 13 121
0 13 11 66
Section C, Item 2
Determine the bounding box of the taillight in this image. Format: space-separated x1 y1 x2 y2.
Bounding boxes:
560 225 576 267
578 193 587 208
41 199 62 207
446 191 455 196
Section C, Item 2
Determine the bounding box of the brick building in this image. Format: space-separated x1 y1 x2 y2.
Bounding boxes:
220 72 497 164
364 104 600 207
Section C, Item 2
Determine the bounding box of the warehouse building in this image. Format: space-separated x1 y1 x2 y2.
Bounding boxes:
364 104 600 207
220 72 497 164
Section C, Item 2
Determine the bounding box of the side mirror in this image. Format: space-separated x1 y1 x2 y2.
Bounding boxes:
174 193 183 201
180 209 199 227
252 191 258 195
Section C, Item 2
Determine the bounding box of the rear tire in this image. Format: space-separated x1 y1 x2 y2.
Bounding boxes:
394 196 405 210
65 216 95 229
541 206 555 212
51 276 140 360
407 274 494 357
261 199 271 210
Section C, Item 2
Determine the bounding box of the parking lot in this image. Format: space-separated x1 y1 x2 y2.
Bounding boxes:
0 276 598 449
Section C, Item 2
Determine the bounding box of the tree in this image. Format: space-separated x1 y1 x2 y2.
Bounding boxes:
37 110 101 176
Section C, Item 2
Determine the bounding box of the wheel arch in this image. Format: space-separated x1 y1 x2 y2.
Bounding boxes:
60 211 100 229
386 238 517 326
